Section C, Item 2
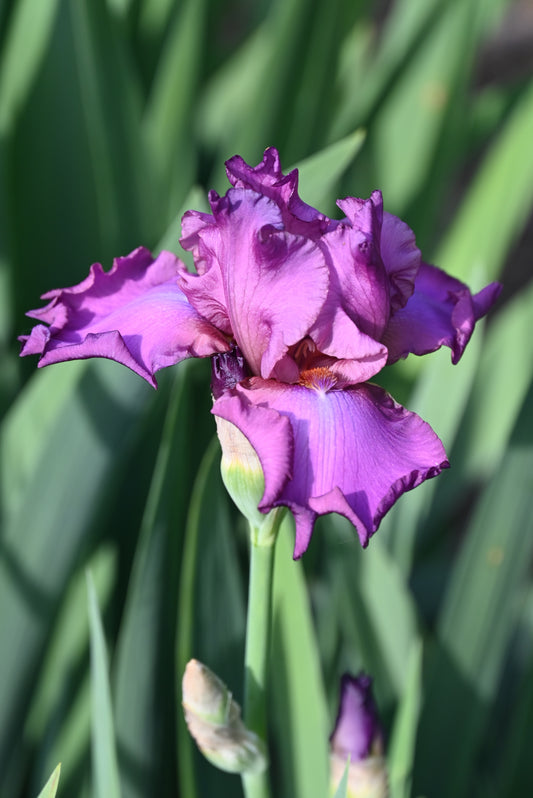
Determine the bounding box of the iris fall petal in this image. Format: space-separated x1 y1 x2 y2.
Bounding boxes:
212 377 448 558
19 247 230 387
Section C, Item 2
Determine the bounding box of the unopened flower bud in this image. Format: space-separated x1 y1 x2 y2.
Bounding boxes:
212 348 284 544
182 659 267 774
330 674 388 798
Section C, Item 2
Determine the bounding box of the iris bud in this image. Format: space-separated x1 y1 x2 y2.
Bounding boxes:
330 673 388 798
182 659 267 774
212 348 285 545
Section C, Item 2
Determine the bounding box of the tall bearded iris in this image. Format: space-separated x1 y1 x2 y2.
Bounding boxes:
20 148 501 558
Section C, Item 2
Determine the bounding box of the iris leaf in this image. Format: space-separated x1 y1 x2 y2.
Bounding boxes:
414 381 533 798
26 547 115 794
327 517 419 706
435 280 533 517
0 0 61 136
331 758 349 798
497 602 533 798
436 77 533 283
68 0 151 254
35 763 61 798
113 371 191 798
143 0 205 218
0 360 152 791
271 516 329 798
176 436 245 798
293 129 366 212
370 0 484 215
387 642 423 798
382 325 483 575
87 571 121 798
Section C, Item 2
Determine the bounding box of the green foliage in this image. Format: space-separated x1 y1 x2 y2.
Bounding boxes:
87 571 121 798
331 759 349 798
35 764 61 798
1 1 532 797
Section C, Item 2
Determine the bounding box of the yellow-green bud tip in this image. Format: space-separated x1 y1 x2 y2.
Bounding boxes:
330 754 389 798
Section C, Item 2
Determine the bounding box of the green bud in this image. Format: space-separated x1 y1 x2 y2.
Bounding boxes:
182 659 268 774
215 416 284 545
330 753 389 798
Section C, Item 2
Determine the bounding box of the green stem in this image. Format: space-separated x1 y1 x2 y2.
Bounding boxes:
241 523 278 798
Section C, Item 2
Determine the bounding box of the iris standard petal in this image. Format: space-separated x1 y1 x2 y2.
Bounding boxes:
383 262 502 365
309 302 388 386
19 247 230 387
328 194 390 341
179 209 217 275
225 147 330 238
181 188 330 379
380 211 421 311
212 377 448 558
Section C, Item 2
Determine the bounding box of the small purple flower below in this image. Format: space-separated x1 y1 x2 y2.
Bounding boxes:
330 673 384 762
329 673 388 798
20 148 501 557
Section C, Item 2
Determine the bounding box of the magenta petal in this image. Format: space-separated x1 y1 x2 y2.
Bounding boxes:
181 188 329 378
19 247 230 387
310 303 388 385
179 209 217 275
216 378 448 558
383 263 502 365
380 211 421 311
225 147 329 237
324 193 390 342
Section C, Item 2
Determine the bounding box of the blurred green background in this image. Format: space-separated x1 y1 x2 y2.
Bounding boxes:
1 1 533 797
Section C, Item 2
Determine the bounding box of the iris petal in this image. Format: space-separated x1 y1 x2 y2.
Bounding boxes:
212 378 448 558
383 262 503 364
181 188 329 378
225 147 329 237
380 211 421 311
19 247 230 387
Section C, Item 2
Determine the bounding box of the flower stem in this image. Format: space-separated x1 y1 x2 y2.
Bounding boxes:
241 520 279 798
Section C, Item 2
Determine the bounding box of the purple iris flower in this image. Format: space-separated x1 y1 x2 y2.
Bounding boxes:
19 148 501 558
330 673 383 762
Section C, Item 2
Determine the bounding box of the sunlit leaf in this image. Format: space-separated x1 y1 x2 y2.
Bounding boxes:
414 382 533 798
0 0 61 136
331 758 349 798
35 763 61 798
271 516 329 798
387 643 423 798
87 571 121 798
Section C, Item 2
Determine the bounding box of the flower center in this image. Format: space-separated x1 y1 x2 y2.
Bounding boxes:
298 367 338 393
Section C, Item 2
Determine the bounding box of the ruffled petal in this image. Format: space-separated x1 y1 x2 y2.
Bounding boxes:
225 147 330 238
180 188 329 378
19 247 230 387
383 262 502 364
380 211 420 311
327 193 390 341
309 304 388 385
179 209 217 275
213 378 448 558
